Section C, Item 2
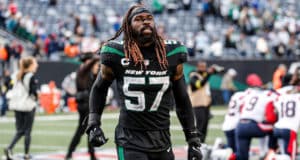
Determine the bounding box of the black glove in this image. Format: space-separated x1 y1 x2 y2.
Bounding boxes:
185 130 203 160
87 125 108 147
86 113 108 147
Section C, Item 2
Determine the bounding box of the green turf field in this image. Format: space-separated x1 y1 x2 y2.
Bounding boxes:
2 106 300 160
0 106 230 156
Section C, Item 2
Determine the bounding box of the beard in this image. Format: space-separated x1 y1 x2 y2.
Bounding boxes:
132 26 155 45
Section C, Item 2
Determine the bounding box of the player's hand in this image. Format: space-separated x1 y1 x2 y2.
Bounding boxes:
87 125 108 147
188 138 203 160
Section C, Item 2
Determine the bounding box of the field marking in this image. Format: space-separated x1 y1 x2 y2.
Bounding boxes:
0 144 66 150
0 124 222 137
0 110 226 123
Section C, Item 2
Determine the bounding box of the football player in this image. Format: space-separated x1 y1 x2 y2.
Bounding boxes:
273 88 300 160
86 4 202 160
222 91 245 156
235 87 279 160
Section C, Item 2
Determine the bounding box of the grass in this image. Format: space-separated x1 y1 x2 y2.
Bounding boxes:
2 105 299 159
0 106 227 156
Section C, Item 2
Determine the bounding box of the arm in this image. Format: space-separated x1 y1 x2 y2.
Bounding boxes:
77 57 100 77
264 101 277 124
172 64 202 160
88 64 115 127
29 75 38 99
189 65 218 89
189 73 210 89
172 64 200 139
86 64 115 147
172 64 198 136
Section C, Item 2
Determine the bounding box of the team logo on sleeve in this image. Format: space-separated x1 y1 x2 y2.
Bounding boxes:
121 58 150 67
121 58 130 67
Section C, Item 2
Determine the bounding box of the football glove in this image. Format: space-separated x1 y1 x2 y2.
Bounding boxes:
86 113 108 147
188 138 202 160
87 125 108 147
185 130 203 160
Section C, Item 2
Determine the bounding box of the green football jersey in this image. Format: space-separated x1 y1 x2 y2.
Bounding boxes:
101 40 187 130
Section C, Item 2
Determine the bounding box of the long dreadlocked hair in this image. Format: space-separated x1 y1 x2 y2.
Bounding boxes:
108 4 168 69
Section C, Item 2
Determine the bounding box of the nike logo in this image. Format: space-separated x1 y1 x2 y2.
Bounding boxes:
167 147 171 152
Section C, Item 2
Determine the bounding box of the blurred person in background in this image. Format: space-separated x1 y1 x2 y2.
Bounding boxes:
273 64 287 90
221 68 237 104
188 61 224 142
0 69 12 117
289 66 300 86
235 77 278 160
65 52 100 160
4 56 39 160
273 88 300 160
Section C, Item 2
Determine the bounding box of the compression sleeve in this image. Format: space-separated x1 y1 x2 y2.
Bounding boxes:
88 72 113 126
172 76 198 141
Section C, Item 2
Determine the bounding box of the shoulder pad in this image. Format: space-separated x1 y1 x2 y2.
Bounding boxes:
100 41 124 68
100 40 125 57
165 40 188 57
165 40 188 65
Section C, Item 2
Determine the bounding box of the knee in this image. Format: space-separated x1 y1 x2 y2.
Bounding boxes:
24 130 32 138
17 130 25 136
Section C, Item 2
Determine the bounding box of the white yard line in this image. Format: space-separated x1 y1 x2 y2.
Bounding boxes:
0 124 222 136
0 144 65 150
0 110 226 123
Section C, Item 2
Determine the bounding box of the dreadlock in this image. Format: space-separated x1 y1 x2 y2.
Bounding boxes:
108 4 168 70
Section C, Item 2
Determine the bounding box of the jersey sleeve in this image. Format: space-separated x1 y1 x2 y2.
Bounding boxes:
100 41 125 68
166 40 188 66
264 101 277 124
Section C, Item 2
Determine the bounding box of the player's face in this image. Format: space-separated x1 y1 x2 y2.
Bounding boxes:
131 12 155 42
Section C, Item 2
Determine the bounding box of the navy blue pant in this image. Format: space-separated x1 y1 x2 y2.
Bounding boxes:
274 128 297 159
224 129 236 152
235 120 277 160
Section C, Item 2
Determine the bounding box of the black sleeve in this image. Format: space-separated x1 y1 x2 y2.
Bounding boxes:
29 75 38 99
88 71 114 126
172 76 198 141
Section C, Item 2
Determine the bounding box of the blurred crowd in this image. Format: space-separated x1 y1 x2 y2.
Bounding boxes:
0 0 102 68
185 0 300 59
0 0 298 66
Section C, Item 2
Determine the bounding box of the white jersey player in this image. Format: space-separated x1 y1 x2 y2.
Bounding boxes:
273 92 300 160
221 91 245 159
235 88 279 160
240 88 278 124
222 91 245 132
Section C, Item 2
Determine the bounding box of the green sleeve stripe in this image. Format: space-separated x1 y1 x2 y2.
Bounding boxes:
167 46 188 57
117 146 125 160
101 46 125 57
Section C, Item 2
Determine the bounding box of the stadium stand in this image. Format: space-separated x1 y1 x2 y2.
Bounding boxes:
0 0 298 64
